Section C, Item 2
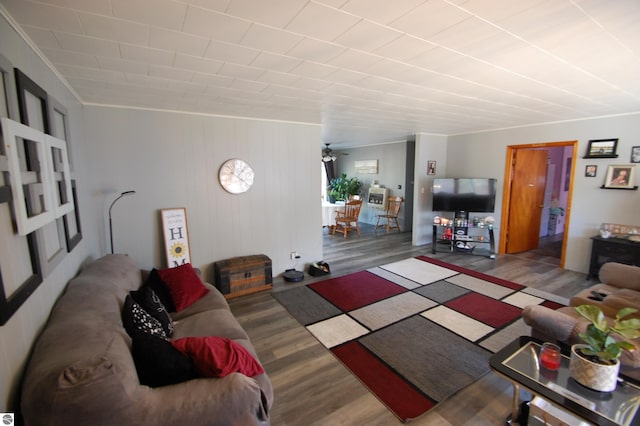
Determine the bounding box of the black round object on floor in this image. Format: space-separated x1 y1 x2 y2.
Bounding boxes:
283 269 304 282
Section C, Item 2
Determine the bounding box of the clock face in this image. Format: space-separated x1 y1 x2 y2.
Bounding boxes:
219 159 254 194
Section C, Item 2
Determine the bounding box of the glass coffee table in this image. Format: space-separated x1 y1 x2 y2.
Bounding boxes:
490 336 640 426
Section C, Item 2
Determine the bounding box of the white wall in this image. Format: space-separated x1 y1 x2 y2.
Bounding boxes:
0 13 97 413
334 142 408 226
84 106 323 279
445 115 640 272
413 133 448 245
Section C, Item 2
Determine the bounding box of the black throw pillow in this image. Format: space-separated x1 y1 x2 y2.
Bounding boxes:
122 295 168 340
130 286 174 337
131 331 197 387
143 269 176 312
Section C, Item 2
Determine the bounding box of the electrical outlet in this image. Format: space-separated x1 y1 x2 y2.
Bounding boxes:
290 251 297 260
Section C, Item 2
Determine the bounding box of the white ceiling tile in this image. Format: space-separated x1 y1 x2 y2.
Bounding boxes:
2 0 83 33
250 52 302 73
289 77 332 91
149 27 209 56
333 20 403 52
77 13 150 45
97 56 149 75
341 0 426 25
373 35 437 61
186 0 232 13
226 0 308 28
240 24 304 54
327 49 382 72
124 73 167 88
285 2 360 40
286 38 345 62
290 61 339 79
41 47 100 68
174 53 224 74
149 64 195 81
121 44 175 66
324 68 367 85
22 26 62 49
389 0 472 40
428 17 505 53
192 72 234 88
183 5 251 42
204 41 260 65
257 70 300 86
35 0 113 15
457 0 547 22
53 32 121 57
217 62 263 80
112 0 187 31
54 64 125 83
406 47 469 73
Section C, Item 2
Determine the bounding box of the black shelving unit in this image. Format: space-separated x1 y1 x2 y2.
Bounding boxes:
432 211 496 259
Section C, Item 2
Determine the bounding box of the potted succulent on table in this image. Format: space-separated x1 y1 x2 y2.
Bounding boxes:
570 305 640 392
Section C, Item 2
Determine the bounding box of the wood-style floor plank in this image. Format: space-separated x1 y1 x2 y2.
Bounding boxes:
229 224 594 425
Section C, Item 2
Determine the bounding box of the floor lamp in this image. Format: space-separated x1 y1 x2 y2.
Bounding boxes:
109 190 136 254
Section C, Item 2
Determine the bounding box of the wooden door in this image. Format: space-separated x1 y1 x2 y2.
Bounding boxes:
505 149 548 253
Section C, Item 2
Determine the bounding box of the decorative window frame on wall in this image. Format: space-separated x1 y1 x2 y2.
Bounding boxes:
0 60 46 325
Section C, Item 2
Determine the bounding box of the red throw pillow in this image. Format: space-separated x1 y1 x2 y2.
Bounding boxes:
171 336 265 378
157 263 208 312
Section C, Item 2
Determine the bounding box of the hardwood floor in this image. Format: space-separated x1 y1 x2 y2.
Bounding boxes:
228 224 597 425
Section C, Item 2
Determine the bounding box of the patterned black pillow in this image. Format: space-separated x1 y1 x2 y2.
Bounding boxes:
122 295 168 340
130 286 174 337
143 269 176 312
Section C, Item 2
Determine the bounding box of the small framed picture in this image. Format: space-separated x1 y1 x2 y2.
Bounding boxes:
631 146 640 163
427 160 436 175
603 165 635 189
585 165 597 177
584 138 618 158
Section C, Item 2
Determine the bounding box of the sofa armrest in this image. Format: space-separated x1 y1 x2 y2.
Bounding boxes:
522 305 578 342
599 262 640 291
137 373 270 426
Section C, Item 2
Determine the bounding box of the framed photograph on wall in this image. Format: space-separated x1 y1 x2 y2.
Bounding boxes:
631 146 640 163
427 161 436 175
585 165 597 177
584 138 618 158
603 165 635 189
161 208 191 268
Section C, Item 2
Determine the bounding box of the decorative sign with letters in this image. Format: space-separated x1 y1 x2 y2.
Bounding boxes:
161 208 191 268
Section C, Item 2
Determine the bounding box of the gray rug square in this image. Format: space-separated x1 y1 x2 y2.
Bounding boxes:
359 315 491 402
414 280 469 303
272 286 341 325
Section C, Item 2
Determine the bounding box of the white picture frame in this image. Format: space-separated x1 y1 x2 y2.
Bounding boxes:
161 207 191 267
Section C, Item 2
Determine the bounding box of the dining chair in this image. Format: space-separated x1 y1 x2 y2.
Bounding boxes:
331 199 363 238
375 196 403 233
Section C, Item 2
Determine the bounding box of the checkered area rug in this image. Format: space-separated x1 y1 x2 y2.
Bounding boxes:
273 256 567 421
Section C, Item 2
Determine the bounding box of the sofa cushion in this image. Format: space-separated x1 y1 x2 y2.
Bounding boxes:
144 268 176 312
130 286 174 336
158 263 209 312
171 336 264 378
131 331 197 387
122 295 168 340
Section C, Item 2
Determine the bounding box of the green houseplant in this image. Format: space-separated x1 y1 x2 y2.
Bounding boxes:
569 304 640 391
328 173 362 201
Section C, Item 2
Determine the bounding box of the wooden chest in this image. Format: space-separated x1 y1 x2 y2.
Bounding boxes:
214 254 272 299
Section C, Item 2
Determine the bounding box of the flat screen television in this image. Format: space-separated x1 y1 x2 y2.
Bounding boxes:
432 178 497 212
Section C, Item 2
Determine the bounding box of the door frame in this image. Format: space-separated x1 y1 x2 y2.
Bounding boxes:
499 140 578 267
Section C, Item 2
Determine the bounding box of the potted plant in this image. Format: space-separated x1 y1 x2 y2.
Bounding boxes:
569 305 640 392
328 173 362 202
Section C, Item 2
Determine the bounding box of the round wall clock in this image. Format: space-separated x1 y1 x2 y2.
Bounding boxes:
218 158 254 194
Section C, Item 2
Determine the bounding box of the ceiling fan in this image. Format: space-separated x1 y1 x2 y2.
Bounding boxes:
322 143 337 162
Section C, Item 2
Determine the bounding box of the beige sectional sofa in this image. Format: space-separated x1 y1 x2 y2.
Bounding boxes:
21 254 273 425
523 262 640 380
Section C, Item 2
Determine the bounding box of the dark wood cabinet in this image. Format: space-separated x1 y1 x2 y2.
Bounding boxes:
588 236 640 279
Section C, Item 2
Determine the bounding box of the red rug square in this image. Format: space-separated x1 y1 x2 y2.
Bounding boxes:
309 271 406 311
332 341 435 421
446 292 522 328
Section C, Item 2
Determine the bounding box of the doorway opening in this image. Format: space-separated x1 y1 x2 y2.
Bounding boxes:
499 141 578 267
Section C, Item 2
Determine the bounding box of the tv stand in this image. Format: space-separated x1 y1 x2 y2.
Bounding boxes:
432 212 495 259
